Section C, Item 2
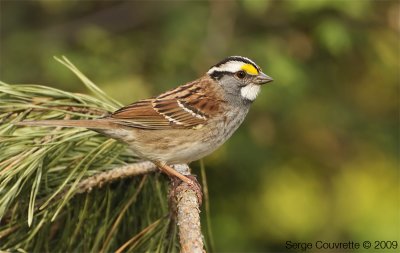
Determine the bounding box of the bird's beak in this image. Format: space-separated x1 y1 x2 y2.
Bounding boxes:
255 72 273 85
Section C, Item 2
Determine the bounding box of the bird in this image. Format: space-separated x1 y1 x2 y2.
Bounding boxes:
17 56 273 196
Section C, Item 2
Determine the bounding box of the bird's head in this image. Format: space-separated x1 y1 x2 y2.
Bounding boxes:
207 56 273 103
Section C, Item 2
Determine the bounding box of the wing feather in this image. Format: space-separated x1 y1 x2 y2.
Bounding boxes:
109 76 226 130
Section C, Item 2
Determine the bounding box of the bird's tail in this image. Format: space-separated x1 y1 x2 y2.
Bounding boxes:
14 119 115 129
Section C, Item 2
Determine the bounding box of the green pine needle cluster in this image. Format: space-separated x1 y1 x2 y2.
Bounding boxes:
0 57 179 252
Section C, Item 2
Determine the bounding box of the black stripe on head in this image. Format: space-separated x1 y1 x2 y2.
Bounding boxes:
212 56 261 71
208 70 232 80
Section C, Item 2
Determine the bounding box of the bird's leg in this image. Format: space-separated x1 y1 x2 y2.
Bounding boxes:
154 162 203 206
154 161 194 185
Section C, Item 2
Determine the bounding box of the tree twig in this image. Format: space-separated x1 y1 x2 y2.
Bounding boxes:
172 164 205 253
74 161 157 194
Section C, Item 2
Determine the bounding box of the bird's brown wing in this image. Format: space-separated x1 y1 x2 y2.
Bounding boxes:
110 77 225 130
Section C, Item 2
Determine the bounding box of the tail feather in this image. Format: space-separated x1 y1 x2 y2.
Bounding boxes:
14 119 114 129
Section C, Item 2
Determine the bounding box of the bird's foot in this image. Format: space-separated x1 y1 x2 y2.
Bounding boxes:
155 161 203 205
169 174 203 207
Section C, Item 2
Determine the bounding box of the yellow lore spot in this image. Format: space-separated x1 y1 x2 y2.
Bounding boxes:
241 64 259 75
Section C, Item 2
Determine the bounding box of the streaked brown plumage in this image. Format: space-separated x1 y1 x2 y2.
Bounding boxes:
16 56 273 188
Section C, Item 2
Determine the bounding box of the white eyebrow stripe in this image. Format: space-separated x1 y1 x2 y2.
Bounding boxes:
207 61 246 74
177 100 207 120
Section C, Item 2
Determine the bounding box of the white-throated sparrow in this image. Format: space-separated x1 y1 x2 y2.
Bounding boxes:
17 56 273 189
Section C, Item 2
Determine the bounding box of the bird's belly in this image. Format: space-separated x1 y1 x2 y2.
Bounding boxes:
127 128 223 164
141 118 245 163
100 107 248 164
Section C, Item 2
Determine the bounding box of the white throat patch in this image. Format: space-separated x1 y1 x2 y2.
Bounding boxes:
240 84 261 101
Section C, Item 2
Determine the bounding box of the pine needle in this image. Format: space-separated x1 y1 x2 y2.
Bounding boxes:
0 58 180 252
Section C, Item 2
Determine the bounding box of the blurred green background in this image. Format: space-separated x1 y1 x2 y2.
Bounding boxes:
1 0 398 251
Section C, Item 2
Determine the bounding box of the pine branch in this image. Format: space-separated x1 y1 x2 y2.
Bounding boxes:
51 162 206 252
0 58 209 252
72 161 157 194
42 162 206 252
172 165 204 253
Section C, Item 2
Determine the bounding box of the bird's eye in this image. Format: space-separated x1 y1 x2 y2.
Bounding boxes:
236 70 246 79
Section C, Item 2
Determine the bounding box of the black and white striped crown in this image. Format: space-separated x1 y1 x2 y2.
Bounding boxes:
207 56 261 77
